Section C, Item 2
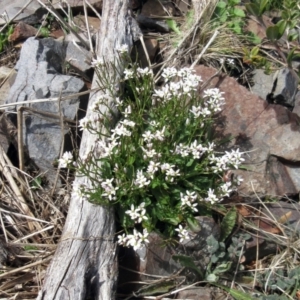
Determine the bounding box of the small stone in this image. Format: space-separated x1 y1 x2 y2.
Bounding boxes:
8 22 38 42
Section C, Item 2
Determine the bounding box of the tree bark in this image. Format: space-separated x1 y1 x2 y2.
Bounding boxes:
37 1 140 299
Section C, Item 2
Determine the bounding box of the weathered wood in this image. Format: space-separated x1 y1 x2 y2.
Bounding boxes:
37 1 140 299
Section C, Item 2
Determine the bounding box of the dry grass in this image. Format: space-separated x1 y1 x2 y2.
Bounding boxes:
0 145 72 299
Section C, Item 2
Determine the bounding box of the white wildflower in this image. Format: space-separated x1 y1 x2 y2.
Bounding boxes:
147 161 160 179
137 67 152 77
205 188 219 204
153 126 165 141
124 105 132 118
124 69 134 80
135 170 150 188
58 151 73 168
175 225 190 243
180 191 198 212
219 182 233 198
116 44 128 54
121 119 135 128
101 178 119 201
227 58 235 65
162 67 178 81
142 131 154 142
78 116 91 131
117 233 128 246
91 56 104 68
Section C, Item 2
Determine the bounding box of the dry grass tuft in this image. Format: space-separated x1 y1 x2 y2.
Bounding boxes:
0 146 72 299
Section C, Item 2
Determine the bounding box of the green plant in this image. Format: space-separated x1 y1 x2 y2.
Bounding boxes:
213 0 246 35
0 25 13 52
254 266 300 299
30 176 42 190
59 47 245 250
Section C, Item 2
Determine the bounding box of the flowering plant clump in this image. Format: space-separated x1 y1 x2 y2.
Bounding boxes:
58 51 244 250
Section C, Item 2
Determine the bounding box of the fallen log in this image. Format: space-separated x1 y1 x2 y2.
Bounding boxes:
37 1 141 299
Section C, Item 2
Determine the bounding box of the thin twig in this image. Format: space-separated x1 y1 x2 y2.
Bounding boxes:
140 36 152 68
85 0 102 20
51 90 64 197
83 0 94 54
190 30 219 68
0 88 99 109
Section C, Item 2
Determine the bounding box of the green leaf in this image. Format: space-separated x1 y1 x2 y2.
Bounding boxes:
233 8 245 17
276 20 287 38
206 273 218 282
287 47 298 67
186 217 201 232
166 19 181 35
266 25 280 41
136 280 176 296
245 3 260 17
250 46 260 56
173 255 204 278
213 262 232 274
228 0 240 5
288 32 299 42
229 288 254 300
165 216 180 225
186 159 194 167
259 0 268 15
220 207 237 242
216 1 227 9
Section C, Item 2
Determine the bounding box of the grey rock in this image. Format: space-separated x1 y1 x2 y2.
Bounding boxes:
251 68 298 110
65 41 93 80
195 65 300 198
6 37 85 184
0 1 45 25
293 90 300 116
251 69 274 100
271 68 298 109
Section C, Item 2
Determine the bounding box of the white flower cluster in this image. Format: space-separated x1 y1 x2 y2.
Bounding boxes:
142 126 165 142
141 127 165 160
204 177 243 204
174 140 215 160
134 170 150 188
175 225 190 243
91 56 104 68
72 182 90 202
161 163 180 182
137 67 153 77
219 58 235 65
123 67 153 80
209 148 245 173
117 228 149 251
203 88 225 114
58 151 73 168
125 202 148 223
205 188 219 204
154 67 202 101
96 139 119 158
78 114 103 132
116 44 128 54
101 178 119 201
218 181 234 198
180 191 198 212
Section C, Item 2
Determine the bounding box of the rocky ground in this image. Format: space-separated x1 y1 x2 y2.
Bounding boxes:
0 0 300 299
